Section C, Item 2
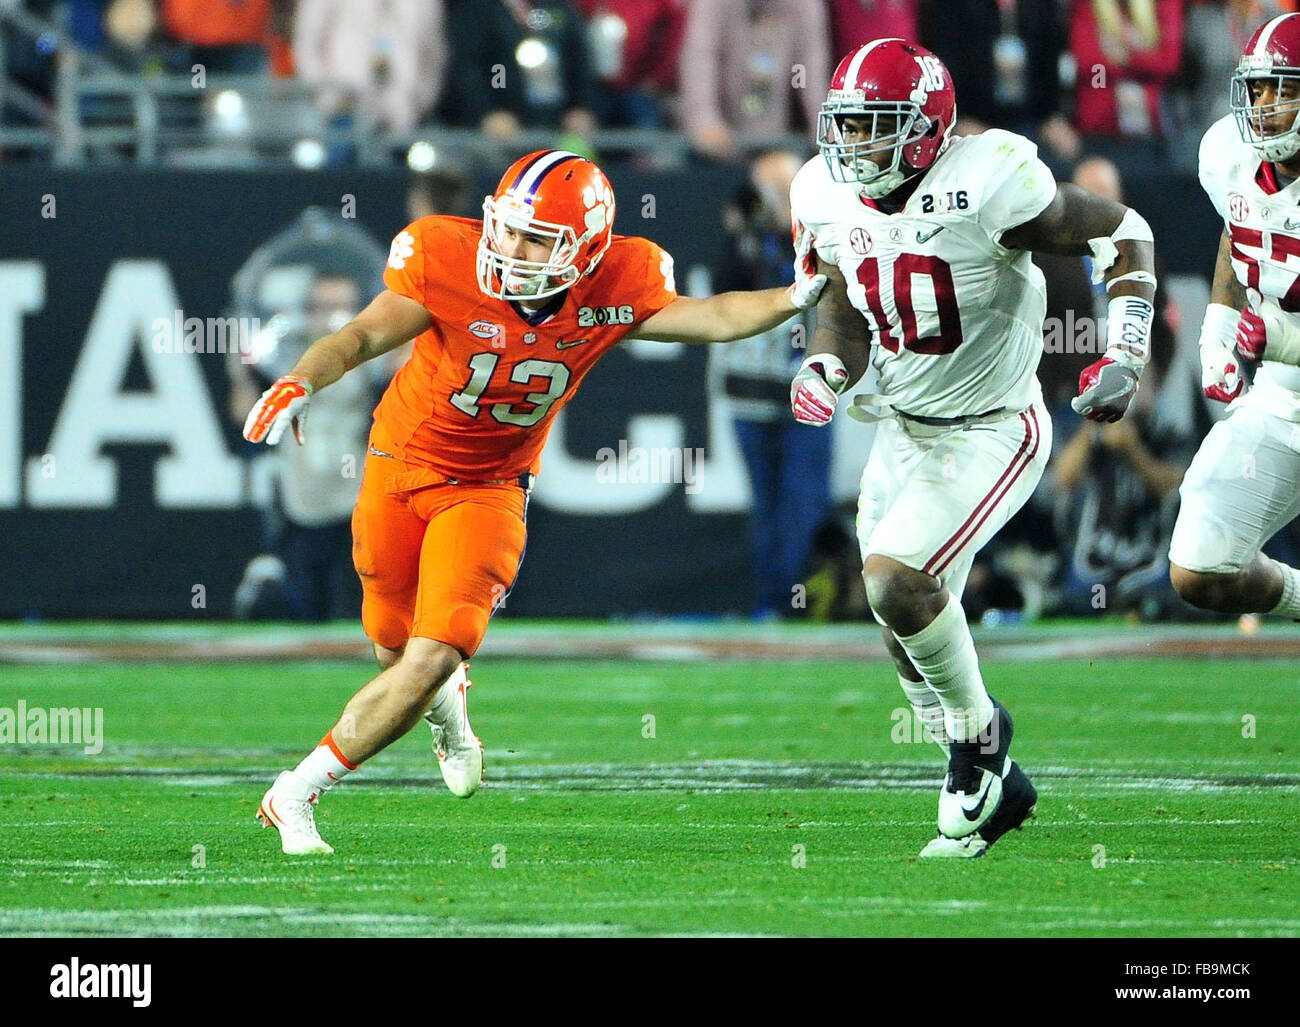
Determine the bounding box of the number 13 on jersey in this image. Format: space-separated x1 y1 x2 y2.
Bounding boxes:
450 352 572 427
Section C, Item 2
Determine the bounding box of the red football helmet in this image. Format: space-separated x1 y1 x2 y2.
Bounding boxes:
1232 13 1300 162
477 150 616 301
818 38 956 198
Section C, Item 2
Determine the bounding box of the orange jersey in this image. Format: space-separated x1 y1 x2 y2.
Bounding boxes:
374 216 677 482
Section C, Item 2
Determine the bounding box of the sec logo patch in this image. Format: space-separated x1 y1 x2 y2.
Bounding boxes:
849 227 872 255
1229 194 1250 222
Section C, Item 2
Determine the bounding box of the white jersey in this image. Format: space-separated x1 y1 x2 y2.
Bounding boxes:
1199 113 1300 414
790 129 1056 419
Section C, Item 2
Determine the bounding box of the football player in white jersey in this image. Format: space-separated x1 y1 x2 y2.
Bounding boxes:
1169 12 1300 625
789 39 1158 858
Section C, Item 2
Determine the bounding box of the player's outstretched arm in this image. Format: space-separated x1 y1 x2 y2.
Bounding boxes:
243 289 432 445
1000 183 1156 422
790 260 873 426
290 289 433 391
627 228 826 344
626 285 806 343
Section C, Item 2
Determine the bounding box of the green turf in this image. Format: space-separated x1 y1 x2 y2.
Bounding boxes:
0 657 1296 937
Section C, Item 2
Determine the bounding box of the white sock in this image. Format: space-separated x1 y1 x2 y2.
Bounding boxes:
894 594 994 743
427 663 467 722
293 732 356 792
1268 560 1300 618
897 673 950 756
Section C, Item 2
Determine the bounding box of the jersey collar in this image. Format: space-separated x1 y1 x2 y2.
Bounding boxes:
509 290 567 327
1257 160 1283 195
1255 159 1300 195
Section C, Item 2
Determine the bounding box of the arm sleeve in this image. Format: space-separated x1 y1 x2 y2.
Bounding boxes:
638 240 679 318
382 221 431 305
789 161 837 267
975 133 1058 246
1197 117 1235 222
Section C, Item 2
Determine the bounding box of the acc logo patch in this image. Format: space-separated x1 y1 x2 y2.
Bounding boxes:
1229 194 1250 222
468 320 503 339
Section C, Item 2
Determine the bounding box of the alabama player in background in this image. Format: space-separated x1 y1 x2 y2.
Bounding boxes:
243 149 827 854
1170 13 1300 625
789 40 1157 857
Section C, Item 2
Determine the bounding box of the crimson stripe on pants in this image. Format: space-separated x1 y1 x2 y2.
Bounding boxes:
922 407 1040 576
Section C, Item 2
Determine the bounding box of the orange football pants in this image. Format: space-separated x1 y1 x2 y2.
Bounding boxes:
351 455 528 658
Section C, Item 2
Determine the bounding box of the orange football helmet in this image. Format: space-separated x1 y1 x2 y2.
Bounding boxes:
476 150 616 301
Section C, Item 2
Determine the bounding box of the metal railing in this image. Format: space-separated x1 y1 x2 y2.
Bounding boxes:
0 4 808 168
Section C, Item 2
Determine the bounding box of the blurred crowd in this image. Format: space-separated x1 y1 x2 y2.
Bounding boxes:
1 0 1297 175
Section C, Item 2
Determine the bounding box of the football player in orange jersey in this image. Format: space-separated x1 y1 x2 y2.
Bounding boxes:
243 149 827 853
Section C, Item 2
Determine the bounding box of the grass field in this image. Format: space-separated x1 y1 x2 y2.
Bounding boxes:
1 625 1297 937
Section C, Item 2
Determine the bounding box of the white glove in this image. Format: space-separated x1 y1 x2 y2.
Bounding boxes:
1200 340 1245 404
1198 303 1246 404
789 219 828 310
791 353 849 426
243 375 313 445
1071 354 1140 422
1246 289 1300 366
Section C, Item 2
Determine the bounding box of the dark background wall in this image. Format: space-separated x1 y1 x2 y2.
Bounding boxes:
0 165 1219 619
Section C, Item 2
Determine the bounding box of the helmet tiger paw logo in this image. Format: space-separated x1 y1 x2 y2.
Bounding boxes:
581 180 614 235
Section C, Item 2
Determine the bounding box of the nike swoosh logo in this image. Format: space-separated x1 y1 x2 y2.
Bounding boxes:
916 226 945 243
1286 219 1300 231
555 337 590 349
961 774 994 821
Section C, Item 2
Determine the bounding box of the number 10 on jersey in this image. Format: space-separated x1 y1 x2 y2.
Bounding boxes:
856 253 964 355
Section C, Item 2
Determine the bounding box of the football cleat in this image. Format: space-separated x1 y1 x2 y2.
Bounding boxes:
919 760 1038 859
935 698 1015 839
424 663 484 798
256 771 334 855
